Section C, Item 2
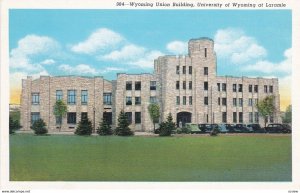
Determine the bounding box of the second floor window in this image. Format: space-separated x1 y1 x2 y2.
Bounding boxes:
176 96 180 105
103 93 112 105
176 66 180 74
183 96 186 105
239 98 243 107
183 81 186 90
126 96 132 105
32 93 40 105
56 90 63 101
182 66 186 74
189 66 192 74
176 81 180 90
222 83 227 91
67 90 76 105
222 98 227 106
204 67 208 75
204 82 208 90
204 97 208 105
135 97 141 105
233 98 237 106
189 81 192 90
81 90 88 105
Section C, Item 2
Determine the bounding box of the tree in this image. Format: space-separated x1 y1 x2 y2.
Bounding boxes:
31 119 48 135
159 113 176 136
282 105 292 123
97 117 113 136
53 100 68 132
148 103 160 132
9 117 21 134
115 110 134 136
256 95 276 127
75 117 93 135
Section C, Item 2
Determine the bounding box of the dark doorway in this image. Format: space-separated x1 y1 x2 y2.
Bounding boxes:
176 112 192 127
103 112 112 125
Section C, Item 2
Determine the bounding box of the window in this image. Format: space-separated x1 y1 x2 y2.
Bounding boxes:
264 85 268 93
254 85 258 93
56 90 63 101
204 48 207 58
204 97 208 105
254 98 258 105
182 66 186 74
218 97 220 105
233 112 237 123
67 90 76 105
270 115 274 123
204 82 208 90
249 112 253 123
176 81 180 90
248 98 253 106
103 93 112 105
222 83 227 91
233 98 237 106
269 85 273 93
81 90 88 105
217 83 220 91
249 85 253 92
67 112 76 124
238 84 243 92
135 81 141 90
135 97 141 105
189 66 192 74
31 112 40 124
135 112 141 124
176 96 180 105
189 81 192 90
222 112 227 123
150 96 157 103
183 81 186 90
189 96 192 105
126 97 132 105
176 66 180 74
204 67 208 75
81 112 88 121
126 81 132 90
183 96 186 105
239 98 243 107
125 112 132 124
56 116 62 125
32 93 40 105
232 84 237 92
239 112 243 123
255 112 259 123
150 81 156 90
222 98 227 106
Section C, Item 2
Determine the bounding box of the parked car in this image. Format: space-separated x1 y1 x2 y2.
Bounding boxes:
265 124 291 133
218 124 229 133
225 124 236 133
246 124 265 133
198 124 218 133
187 123 202 134
233 124 252 133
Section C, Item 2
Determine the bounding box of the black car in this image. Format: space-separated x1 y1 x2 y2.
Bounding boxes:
246 124 266 133
225 124 236 133
233 124 252 133
198 124 218 133
265 124 291 133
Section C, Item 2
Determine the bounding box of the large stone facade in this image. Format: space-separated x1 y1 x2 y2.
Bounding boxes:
20 38 281 132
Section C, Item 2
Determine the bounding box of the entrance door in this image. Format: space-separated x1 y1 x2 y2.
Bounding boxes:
176 112 192 127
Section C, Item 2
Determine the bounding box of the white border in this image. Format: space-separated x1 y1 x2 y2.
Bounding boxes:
1 0 299 192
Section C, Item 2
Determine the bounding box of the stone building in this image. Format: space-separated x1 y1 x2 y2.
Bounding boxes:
20 37 281 132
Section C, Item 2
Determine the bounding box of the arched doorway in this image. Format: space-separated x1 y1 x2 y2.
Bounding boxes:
176 112 192 127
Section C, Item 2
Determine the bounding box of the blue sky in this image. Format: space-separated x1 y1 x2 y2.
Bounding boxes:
9 9 292 109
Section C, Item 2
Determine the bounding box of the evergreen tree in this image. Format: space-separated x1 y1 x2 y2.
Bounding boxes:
159 113 176 136
75 117 93 135
31 119 48 135
115 110 134 136
97 118 113 136
9 117 21 134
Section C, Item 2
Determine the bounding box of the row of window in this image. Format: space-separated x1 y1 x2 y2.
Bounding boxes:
176 66 209 75
126 96 157 105
176 81 193 90
217 83 274 93
126 81 156 91
219 112 260 123
176 96 193 105
32 91 113 105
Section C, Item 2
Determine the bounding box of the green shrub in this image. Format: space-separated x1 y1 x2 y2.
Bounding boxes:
31 119 48 135
159 113 176 136
75 117 93 136
115 110 134 136
9 117 21 134
97 118 113 136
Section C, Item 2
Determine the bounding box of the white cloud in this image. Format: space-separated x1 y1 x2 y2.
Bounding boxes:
166 41 187 55
71 28 124 54
129 50 163 68
243 48 291 74
214 28 267 64
40 59 56 65
101 44 145 61
58 64 98 75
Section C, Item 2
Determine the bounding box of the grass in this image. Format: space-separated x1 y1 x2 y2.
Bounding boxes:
10 134 291 181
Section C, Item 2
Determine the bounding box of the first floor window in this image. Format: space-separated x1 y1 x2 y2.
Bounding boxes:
135 112 141 124
56 116 62 125
189 66 192 74
269 85 273 93
183 81 186 90
176 66 180 74
67 90 76 105
135 97 141 105
31 112 40 124
204 97 208 105
248 98 253 106
126 97 132 105
56 90 63 101
189 96 192 105
239 98 243 107
67 112 76 124
233 112 237 123
103 93 112 105
176 96 180 105
189 81 192 90
249 112 253 123
183 96 186 105
182 66 186 74
176 81 180 90
222 112 227 123
204 67 208 75
81 112 88 120
125 112 132 124
264 85 268 93
239 112 243 123
81 90 88 105
204 82 208 90
150 96 157 103
222 98 227 106
32 93 40 105
233 98 237 106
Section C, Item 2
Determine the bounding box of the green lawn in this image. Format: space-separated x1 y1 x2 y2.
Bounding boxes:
10 134 291 181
